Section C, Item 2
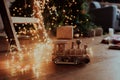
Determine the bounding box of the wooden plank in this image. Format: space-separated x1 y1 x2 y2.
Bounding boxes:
11 17 39 23
0 0 21 51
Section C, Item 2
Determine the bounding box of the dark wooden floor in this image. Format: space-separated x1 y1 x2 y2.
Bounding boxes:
0 34 120 80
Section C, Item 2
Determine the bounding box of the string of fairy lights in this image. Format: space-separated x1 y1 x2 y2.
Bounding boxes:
11 1 33 17
10 0 91 37
3 0 93 78
5 0 54 78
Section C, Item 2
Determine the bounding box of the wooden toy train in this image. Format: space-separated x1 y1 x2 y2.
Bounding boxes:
52 40 90 64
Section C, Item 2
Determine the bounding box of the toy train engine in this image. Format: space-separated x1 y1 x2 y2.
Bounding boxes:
52 40 90 64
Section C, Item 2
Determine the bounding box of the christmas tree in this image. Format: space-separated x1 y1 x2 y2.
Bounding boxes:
9 0 95 37
43 0 95 36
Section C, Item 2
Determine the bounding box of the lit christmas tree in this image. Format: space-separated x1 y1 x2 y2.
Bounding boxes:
43 0 95 36
10 0 96 37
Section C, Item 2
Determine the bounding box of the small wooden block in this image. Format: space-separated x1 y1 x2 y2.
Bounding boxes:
57 26 73 39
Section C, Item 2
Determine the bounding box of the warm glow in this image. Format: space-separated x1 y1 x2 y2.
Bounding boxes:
4 0 54 78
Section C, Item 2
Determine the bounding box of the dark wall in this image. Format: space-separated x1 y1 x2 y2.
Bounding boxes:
94 0 120 3
105 0 120 3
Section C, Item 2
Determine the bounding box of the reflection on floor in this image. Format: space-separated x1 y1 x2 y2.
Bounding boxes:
0 36 120 80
